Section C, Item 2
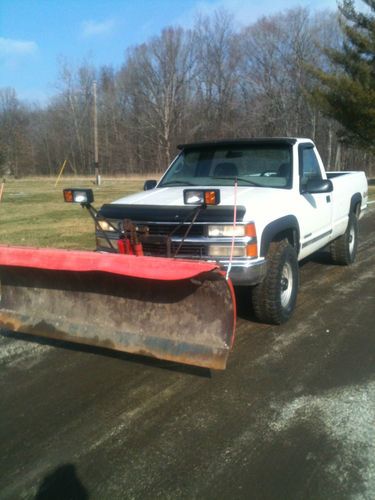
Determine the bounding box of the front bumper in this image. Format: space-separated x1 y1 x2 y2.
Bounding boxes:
96 233 267 286
217 258 267 285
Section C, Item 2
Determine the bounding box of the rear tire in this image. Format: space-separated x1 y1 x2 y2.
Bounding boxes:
252 240 299 325
330 213 358 265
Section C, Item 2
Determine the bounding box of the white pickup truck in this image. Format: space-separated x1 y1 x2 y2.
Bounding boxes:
95 138 368 324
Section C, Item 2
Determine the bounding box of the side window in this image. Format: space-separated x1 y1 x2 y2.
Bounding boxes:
300 147 322 188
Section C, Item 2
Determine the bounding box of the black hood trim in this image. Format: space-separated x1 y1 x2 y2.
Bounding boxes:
98 204 246 223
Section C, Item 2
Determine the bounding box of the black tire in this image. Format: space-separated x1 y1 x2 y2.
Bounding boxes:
252 239 299 325
330 213 358 265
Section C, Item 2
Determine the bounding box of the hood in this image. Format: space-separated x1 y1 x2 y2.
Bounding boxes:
112 185 287 209
100 185 294 224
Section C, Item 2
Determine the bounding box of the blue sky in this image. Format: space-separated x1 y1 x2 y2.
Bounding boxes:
0 0 338 104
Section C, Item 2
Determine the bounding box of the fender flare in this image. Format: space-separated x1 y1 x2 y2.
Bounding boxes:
260 215 300 257
350 192 362 216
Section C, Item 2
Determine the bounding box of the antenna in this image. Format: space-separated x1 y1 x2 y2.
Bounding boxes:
93 80 101 186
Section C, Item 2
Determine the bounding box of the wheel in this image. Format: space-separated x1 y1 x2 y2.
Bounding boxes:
330 213 358 265
252 239 299 324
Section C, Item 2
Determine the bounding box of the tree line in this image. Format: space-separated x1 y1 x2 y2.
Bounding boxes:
0 3 374 178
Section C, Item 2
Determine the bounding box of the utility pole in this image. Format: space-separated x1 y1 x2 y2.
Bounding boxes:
93 80 101 185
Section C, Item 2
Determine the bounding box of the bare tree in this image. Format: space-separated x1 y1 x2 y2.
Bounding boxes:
0 88 31 177
118 27 196 168
0 5 372 177
51 61 95 173
192 10 242 138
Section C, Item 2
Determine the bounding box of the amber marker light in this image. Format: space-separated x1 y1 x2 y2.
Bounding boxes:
63 189 74 203
245 223 257 238
246 243 258 258
204 190 217 205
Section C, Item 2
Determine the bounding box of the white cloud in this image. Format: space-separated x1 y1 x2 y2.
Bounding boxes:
81 19 115 37
0 37 38 57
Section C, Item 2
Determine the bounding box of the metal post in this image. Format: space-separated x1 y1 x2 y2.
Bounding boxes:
93 80 101 185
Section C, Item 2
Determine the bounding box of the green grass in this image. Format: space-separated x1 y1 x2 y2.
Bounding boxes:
0 177 145 249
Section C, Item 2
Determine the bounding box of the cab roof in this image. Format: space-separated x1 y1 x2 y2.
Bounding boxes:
177 138 299 150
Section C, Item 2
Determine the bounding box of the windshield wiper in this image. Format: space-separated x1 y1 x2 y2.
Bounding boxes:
160 180 196 187
212 176 261 186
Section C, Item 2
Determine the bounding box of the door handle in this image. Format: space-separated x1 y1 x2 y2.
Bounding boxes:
326 195 331 203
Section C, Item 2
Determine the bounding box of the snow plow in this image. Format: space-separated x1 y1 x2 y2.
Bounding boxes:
0 189 236 370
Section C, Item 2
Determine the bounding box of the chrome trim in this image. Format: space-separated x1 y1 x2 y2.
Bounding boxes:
95 232 256 245
96 232 257 246
224 259 267 285
95 219 266 285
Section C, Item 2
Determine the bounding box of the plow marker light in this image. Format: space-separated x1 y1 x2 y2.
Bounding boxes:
184 189 220 206
63 188 94 204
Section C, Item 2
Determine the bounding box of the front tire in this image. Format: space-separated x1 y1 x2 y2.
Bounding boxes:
252 240 299 325
330 213 358 265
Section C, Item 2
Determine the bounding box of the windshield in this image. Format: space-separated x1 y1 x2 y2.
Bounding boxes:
159 145 293 189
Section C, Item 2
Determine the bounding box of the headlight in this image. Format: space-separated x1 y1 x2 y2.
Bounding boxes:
208 244 258 258
208 225 246 237
207 223 256 238
97 220 116 231
208 245 247 257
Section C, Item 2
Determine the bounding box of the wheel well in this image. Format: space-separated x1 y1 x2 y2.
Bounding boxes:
271 229 298 251
353 201 361 217
350 193 362 217
260 218 300 257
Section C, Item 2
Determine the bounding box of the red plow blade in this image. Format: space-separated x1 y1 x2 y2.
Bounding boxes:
0 246 236 369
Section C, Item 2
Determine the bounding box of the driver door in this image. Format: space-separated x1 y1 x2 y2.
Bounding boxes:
297 144 333 258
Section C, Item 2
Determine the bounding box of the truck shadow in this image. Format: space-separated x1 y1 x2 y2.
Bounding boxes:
300 248 333 266
234 286 264 323
235 249 336 323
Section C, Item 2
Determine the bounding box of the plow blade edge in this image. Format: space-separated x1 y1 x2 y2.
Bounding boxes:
0 247 236 370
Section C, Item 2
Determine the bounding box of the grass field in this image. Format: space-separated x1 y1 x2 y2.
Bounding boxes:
0 177 374 250
0 177 145 249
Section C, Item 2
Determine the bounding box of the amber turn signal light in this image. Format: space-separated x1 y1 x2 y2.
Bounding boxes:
245 223 257 238
204 190 218 205
63 189 74 203
246 243 258 258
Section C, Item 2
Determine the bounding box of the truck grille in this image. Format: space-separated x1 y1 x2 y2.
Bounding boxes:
142 242 207 258
143 223 205 237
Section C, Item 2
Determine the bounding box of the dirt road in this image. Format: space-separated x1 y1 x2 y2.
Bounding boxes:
1 209 374 499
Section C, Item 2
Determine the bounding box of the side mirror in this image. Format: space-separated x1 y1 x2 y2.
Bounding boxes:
144 180 157 191
305 179 333 194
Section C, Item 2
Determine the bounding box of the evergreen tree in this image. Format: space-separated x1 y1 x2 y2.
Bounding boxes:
313 0 375 151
